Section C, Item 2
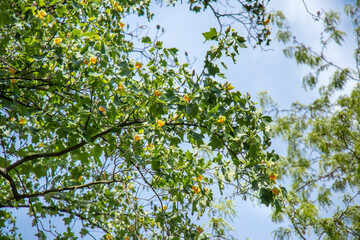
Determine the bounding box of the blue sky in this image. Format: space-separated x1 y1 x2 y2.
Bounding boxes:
13 0 356 239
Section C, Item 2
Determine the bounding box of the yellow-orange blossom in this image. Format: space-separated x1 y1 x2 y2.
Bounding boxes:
156 120 165 127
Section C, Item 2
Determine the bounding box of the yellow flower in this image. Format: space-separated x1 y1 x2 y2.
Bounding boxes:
78 176 83 181
134 134 141 141
217 115 226 123
264 18 270 25
8 68 16 74
192 186 200 194
118 82 124 90
98 106 106 112
205 188 209 194
84 59 89 65
197 176 203 181
38 142 44 147
37 10 47 19
124 236 130 240
196 226 204 234
119 22 125 28
184 95 191 102
19 117 27 125
145 143 154 150
54 38 62 44
90 56 97 65
156 119 165 127
224 82 234 91
272 188 280 196
269 172 277 181
154 90 162 97
135 61 142 69
162 205 167 211
115 3 123 12
260 160 270 167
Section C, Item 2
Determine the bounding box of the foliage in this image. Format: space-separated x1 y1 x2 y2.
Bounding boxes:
0 0 280 239
206 199 237 239
263 1 360 239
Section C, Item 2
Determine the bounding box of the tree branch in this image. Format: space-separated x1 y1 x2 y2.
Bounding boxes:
6 120 143 172
16 179 123 200
296 166 341 192
0 94 33 108
0 167 20 200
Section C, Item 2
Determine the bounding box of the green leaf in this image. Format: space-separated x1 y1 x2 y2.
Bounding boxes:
72 28 82 36
185 104 198 117
33 165 46 178
209 134 223 150
36 230 46 240
204 60 220 76
203 28 218 41
260 188 273 206
0 10 11 28
38 0 45 7
55 5 67 15
142 36 152 44
192 6 201 13
168 48 179 56
151 158 160 171
80 228 89 237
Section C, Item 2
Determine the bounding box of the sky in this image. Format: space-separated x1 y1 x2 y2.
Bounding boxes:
13 0 356 239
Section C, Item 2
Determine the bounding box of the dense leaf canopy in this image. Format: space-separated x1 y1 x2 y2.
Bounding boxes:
0 0 281 239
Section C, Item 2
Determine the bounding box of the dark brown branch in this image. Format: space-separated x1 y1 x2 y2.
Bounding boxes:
17 179 122 200
166 122 207 129
0 167 20 200
6 120 143 172
1 77 75 91
1 77 52 82
0 94 32 108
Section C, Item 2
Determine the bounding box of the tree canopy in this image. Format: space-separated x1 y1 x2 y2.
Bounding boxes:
3 0 359 239
0 0 282 239
263 1 360 239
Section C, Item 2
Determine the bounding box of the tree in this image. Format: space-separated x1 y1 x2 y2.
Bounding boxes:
0 0 281 239
261 1 360 239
